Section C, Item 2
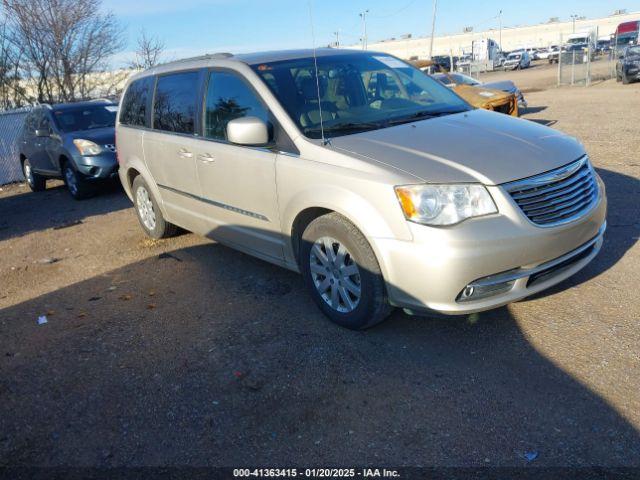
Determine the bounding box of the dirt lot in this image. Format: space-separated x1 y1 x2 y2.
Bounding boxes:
1 77 639 469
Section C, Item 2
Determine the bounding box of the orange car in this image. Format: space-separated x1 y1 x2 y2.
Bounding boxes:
433 73 519 116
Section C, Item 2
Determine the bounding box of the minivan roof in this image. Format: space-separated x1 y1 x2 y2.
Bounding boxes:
129 48 389 81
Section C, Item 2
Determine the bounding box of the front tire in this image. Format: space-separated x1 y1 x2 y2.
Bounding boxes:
300 213 392 330
622 70 630 85
22 158 46 192
132 176 177 239
62 162 91 200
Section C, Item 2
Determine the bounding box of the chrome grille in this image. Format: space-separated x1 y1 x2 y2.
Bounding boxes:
504 156 598 226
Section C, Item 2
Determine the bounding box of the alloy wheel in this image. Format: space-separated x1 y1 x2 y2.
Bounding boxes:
309 236 361 313
136 186 156 231
64 166 78 196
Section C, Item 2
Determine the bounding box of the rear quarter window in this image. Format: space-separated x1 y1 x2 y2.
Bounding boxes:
120 77 154 127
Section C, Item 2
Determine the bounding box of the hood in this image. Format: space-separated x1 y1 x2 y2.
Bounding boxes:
452 85 511 108
328 109 585 185
482 80 518 94
66 127 115 145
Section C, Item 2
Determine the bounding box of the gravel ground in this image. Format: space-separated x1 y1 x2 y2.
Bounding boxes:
0 78 639 469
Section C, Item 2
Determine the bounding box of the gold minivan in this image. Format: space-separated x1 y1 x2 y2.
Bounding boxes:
116 49 606 330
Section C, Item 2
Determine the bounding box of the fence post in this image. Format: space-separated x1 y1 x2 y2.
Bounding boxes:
557 33 563 86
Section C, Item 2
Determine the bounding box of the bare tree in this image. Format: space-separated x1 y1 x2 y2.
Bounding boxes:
129 29 165 70
0 16 27 108
2 0 125 103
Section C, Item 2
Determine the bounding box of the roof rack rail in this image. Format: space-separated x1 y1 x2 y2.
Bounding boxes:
161 52 234 66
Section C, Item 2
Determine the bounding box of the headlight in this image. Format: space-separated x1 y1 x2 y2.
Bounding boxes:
73 139 102 156
395 184 497 226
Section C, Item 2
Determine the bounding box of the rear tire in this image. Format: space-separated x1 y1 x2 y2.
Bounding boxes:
132 175 178 239
300 212 392 330
62 162 91 200
22 158 46 192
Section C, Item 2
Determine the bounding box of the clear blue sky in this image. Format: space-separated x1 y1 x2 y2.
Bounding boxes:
104 0 640 65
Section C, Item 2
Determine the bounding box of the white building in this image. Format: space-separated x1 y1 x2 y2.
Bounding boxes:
362 10 640 59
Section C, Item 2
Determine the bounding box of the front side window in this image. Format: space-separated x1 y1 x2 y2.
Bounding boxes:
204 71 269 141
153 71 199 134
120 77 153 127
252 53 470 139
53 105 117 133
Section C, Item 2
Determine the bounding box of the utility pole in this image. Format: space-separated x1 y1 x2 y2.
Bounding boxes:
428 0 438 59
498 10 503 51
360 10 369 50
571 14 579 33
334 30 340 48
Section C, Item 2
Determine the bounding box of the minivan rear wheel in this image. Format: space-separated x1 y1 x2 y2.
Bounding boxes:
132 176 178 239
300 212 392 330
23 158 46 192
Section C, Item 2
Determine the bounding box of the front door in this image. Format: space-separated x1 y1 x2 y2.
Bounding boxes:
195 69 283 260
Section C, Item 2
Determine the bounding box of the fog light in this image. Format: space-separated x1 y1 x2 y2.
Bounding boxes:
457 281 515 303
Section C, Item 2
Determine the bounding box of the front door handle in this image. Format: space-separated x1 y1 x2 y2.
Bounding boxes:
198 153 215 163
178 148 193 159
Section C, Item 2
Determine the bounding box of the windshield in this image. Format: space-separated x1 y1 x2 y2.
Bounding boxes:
252 53 470 139
450 73 479 86
507 54 521 60
627 45 640 56
616 32 638 46
52 104 117 133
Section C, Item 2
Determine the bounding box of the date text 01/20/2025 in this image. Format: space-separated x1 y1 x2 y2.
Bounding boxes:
233 468 401 478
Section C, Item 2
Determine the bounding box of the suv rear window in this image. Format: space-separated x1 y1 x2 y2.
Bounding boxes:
120 77 154 127
153 71 199 134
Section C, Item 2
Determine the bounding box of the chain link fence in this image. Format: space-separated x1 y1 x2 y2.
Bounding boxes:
557 32 619 87
0 107 31 185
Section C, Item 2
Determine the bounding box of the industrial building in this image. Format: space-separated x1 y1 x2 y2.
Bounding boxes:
361 9 640 59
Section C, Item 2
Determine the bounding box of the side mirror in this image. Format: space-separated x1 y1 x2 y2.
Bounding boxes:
227 117 270 146
35 128 50 137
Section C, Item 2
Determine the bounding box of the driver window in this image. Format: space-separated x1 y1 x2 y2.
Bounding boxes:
204 71 269 141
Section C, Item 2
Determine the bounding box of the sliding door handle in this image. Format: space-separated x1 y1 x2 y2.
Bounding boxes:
198 153 215 163
178 148 193 158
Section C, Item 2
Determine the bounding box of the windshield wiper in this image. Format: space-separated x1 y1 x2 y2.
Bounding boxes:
306 121 383 135
387 109 467 126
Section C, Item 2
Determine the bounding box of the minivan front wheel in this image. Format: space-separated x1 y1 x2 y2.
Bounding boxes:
132 176 177 239
300 213 392 330
23 158 46 191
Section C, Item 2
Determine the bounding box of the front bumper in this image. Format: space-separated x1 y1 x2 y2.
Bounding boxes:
74 151 118 180
372 176 607 315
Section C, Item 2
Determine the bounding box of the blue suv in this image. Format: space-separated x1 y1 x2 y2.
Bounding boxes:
19 100 118 199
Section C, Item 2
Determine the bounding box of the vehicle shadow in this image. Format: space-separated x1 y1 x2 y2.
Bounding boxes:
521 106 547 115
0 181 129 242
0 219 638 468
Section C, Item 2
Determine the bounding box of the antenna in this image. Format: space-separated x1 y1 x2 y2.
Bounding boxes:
307 0 327 145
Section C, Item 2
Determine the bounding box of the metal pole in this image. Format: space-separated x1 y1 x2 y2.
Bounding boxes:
499 10 502 52
334 30 340 48
360 10 369 50
429 0 438 59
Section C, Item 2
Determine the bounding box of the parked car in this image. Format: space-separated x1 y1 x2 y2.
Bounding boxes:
433 72 527 110
547 45 563 64
19 100 118 199
616 44 640 84
536 46 557 60
456 54 473 72
116 49 607 330
503 51 531 70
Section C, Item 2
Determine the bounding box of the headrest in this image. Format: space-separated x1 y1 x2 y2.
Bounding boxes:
300 75 328 102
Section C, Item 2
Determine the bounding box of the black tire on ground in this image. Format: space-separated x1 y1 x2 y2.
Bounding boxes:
300 212 392 330
62 161 92 200
22 158 46 192
622 71 630 85
131 175 178 239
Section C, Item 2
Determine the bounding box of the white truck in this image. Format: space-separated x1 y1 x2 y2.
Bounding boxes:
471 38 501 69
566 28 597 51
